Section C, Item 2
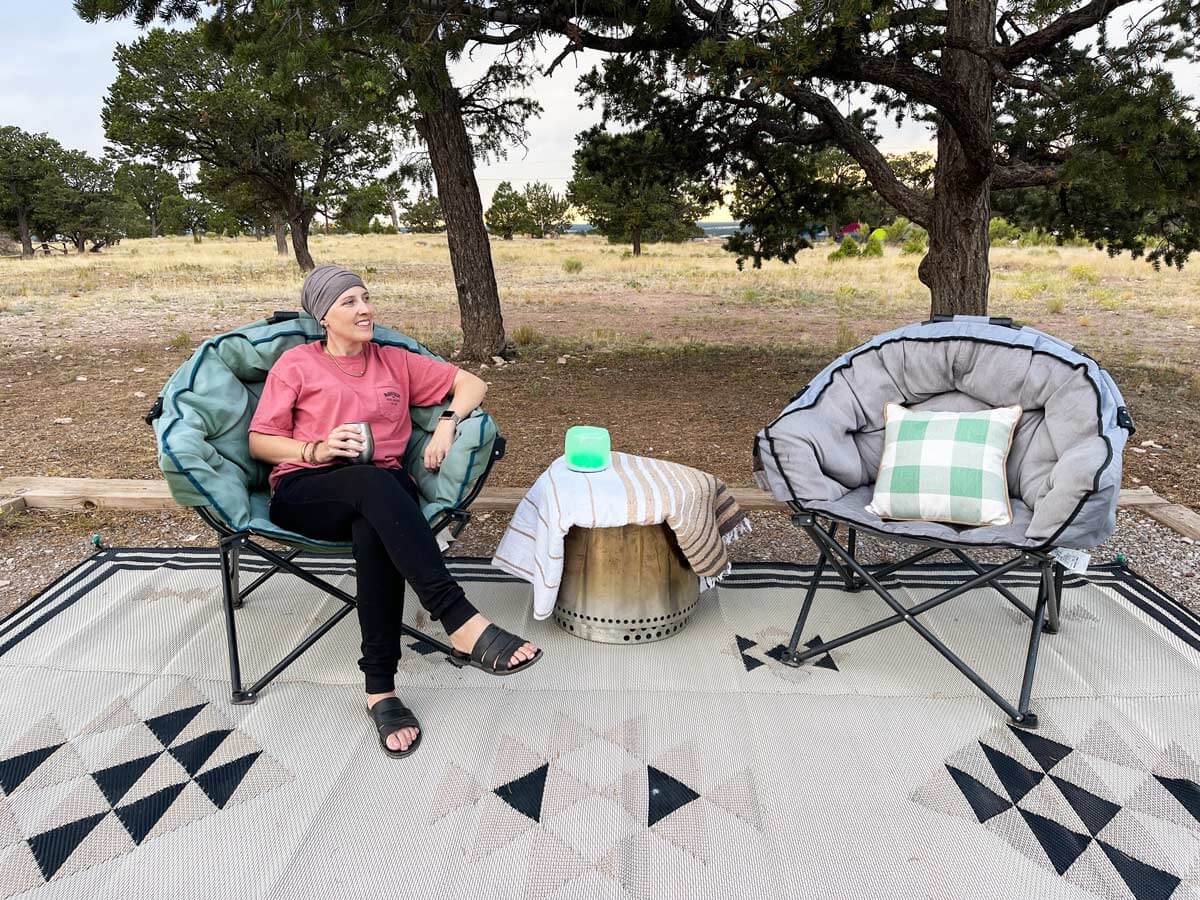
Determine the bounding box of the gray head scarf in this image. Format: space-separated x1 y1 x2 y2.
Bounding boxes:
301 264 366 324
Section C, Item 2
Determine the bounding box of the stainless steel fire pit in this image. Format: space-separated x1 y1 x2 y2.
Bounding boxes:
552 523 701 644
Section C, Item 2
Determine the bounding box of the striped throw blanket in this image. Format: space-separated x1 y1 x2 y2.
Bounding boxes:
493 452 752 619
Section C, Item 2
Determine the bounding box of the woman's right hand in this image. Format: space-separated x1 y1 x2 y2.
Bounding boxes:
314 424 365 463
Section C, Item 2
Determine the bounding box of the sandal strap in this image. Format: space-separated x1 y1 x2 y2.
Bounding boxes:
369 697 418 735
474 624 527 671
473 624 508 668
492 633 527 671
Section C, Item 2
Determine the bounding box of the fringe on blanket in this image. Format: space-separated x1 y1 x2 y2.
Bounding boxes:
698 518 754 592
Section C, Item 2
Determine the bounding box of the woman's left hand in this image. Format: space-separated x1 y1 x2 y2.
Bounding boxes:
424 422 455 471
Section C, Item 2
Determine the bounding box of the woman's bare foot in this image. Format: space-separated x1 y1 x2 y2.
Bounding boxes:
449 613 538 669
367 692 419 752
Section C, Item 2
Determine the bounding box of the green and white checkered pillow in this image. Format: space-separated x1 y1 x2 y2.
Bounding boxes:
866 403 1023 527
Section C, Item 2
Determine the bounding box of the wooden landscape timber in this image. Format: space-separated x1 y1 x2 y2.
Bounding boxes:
1 478 1197 541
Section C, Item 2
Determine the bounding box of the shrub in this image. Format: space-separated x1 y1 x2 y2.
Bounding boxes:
1019 228 1056 247
1068 264 1099 284
901 233 928 255
511 325 543 347
862 237 884 257
562 257 583 274
884 218 912 243
989 217 1022 243
827 237 861 261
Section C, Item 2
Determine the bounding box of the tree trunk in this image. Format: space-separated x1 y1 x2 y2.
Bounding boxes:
289 214 315 271
192 229 202 244
149 212 159 238
389 202 400 230
918 0 996 318
16 208 32 258
632 227 642 257
273 214 289 256
74 233 86 253
411 50 506 360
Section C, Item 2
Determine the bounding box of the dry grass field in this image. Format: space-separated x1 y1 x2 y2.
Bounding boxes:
1 232 1198 609
3 232 1199 367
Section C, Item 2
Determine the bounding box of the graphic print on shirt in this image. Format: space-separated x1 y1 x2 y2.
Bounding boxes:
377 385 406 422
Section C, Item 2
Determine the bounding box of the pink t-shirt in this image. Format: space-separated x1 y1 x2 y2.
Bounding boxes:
250 341 459 491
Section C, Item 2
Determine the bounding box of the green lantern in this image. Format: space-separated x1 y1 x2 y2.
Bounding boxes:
565 425 612 472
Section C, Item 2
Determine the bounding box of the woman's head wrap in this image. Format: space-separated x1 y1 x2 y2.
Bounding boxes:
300 264 366 323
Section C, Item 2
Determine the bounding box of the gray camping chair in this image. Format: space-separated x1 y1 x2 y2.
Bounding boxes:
753 315 1134 727
147 312 505 704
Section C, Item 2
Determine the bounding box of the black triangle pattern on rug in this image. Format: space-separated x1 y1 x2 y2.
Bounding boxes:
937 725 1190 899
945 766 1012 823
1019 809 1091 876
647 765 701 827
981 743 1043 803
1009 726 1072 772
1155 775 1200 824
494 763 549 823
114 782 188 845
8 699 275 891
803 637 838 671
0 744 62 795
170 730 232 777
407 639 441 656
27 811 109 880
1098 839 1182 900
735 636 765 671
195 752 262 810
748 637 837 671
1050 776 1120 837
763 644 790 664
91 752 162 806
144 703 205 747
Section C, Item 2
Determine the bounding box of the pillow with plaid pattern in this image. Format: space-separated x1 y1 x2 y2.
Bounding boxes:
866 403 1023 527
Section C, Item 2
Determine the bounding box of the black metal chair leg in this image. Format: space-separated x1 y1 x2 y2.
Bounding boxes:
229 542 243 609
1043 562 1064 634
799 521 1054 726
218 537 253 704
237 548 302 606
843 528 864 592
783 548 830 666
1012 567 1052 729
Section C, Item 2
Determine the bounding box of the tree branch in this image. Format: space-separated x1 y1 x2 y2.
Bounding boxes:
1000 0 1143 65
992 162 1065 189
811 54 993 168
774 82 931 224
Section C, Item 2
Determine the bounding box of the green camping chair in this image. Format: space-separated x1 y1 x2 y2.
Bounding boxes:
146 311 505 704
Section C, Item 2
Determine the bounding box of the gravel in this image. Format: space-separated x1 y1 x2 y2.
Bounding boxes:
2 507 1196 620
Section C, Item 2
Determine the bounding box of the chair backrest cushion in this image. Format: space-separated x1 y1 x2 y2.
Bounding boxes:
755 317 1132 549
153 314 498 539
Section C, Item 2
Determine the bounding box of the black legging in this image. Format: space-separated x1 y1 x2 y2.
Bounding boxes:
270 464 478 694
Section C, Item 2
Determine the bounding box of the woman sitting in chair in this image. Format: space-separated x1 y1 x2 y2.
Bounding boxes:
248 264 541 759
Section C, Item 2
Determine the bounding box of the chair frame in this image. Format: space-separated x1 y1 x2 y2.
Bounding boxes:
782 510 1065 729
197 437 505 705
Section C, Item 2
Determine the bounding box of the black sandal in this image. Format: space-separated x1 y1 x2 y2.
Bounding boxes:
448 623 543 676
365 697 422 759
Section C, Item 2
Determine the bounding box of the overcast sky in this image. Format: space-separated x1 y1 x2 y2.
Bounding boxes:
2 3 1195 213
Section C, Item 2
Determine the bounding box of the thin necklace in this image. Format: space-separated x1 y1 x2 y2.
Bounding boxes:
324 342 368 378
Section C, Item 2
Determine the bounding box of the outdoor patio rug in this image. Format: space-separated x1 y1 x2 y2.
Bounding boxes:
2 548 1199 900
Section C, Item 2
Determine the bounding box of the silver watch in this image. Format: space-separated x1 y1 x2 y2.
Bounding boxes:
439 410 463 427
